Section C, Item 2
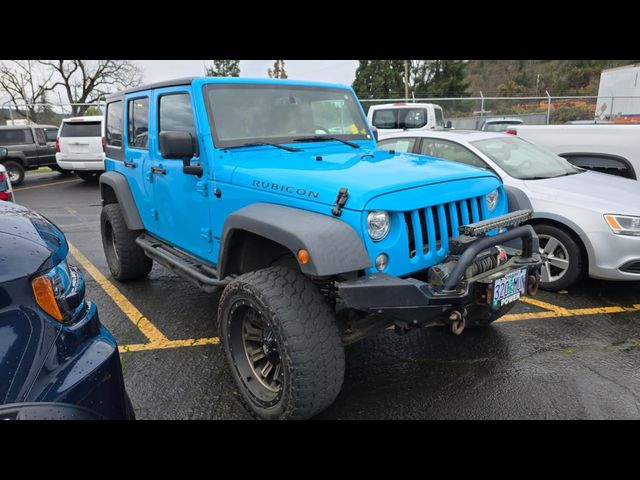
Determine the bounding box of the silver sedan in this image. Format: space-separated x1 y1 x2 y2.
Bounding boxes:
377 130 640 290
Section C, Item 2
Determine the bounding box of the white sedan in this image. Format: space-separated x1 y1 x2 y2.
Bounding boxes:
377 130 640 291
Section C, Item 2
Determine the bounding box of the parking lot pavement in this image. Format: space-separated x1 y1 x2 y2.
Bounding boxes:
13 173 640 419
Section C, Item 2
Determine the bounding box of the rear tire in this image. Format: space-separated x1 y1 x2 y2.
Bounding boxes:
101 203 152 281
219 266 345 420
77 171 101 182
2 160 25 186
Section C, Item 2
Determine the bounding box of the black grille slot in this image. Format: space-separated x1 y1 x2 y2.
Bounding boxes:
622 261 640 274
404 211 415 258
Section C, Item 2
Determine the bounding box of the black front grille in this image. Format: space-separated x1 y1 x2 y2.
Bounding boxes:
621 261 640 274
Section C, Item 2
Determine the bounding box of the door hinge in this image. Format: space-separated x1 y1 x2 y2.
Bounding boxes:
150 208 159 220
332 187 349 216
200 228 213 243
196 181 208 197
145 171 154 183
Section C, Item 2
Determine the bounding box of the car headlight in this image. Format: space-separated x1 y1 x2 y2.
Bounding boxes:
367 210 391 241
485 189 499 212
604 214 640 236
32 259 85 322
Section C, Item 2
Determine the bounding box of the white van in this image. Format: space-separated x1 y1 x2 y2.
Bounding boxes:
55 115 105 181
367 103 449 139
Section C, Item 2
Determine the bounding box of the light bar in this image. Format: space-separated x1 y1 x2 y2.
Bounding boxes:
458 209 533 237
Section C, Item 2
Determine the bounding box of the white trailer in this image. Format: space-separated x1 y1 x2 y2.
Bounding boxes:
596 64 640 122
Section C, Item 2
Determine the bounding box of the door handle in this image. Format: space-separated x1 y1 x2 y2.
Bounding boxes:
151 166 167 175
124 161 137 168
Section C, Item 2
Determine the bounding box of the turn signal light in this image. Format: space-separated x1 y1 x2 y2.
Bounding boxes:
297 249 310 265
32 275 63 321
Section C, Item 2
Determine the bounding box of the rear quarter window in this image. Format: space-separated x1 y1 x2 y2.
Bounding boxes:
106 101 124 147
60 121 102 137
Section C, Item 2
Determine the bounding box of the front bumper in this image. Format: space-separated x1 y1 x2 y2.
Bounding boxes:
586 230 640 280
338 211 542 327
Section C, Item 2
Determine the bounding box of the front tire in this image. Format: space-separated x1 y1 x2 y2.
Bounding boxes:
219 266 345 420
101 203 153 281
533 224 583 291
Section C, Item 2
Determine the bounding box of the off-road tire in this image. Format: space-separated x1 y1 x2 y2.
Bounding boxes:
534 223 583 291
2 160 25 186
100 203 152 281
219 266 345 420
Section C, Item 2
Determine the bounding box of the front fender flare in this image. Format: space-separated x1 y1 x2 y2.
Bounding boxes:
99 171 144 230
219 203 372 277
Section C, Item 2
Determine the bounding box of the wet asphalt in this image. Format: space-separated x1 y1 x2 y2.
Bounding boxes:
12 171 640 419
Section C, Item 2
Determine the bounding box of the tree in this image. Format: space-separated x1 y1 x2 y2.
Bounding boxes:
351 60 405 99
0 60 54 122
38 60 142 116
206 60 240 77
268 60 287 79
411 60 468 96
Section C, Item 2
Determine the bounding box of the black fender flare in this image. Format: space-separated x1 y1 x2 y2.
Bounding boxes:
505 185 533 212
99 171 144 230
219 203 372 277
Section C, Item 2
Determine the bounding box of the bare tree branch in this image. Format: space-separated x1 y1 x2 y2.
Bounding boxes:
0 60 55 122
38 60 142 115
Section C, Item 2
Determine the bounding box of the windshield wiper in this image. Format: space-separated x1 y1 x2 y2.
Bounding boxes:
225 142 301 152
293 136 360 149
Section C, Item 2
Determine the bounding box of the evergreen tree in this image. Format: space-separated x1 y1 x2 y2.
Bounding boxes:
205 60 240 77
351 60 405 99
268 60 287 79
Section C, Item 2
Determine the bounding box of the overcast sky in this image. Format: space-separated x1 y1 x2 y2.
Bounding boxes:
136 60 359 85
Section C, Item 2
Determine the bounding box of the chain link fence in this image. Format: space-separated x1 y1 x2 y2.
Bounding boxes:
359 94 640 128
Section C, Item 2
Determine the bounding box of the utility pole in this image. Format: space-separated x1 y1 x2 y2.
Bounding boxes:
404 61 409 102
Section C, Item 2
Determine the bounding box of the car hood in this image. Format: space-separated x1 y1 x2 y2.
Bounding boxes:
524 170 640 215
0 201 68 283
230 148 498 211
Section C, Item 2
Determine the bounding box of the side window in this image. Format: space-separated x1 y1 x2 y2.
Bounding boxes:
106 100 124 147
35 129 47 145
372 109 397 129
434 108 444 127
159 93 196 138
378 137 416 153
420 139 486 169
0 129 33 145
128 97 149 149
401 109 428 129
43 128 58 142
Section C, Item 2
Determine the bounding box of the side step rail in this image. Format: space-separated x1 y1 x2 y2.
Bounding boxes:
136 234 231 293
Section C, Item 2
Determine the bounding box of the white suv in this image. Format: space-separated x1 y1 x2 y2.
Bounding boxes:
55 116 105 181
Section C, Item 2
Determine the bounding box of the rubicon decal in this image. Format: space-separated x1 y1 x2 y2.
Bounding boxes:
251 180 320 199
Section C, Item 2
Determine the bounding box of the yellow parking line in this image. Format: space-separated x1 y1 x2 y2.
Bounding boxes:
68 242 170 344
15 178 82 191
119 337 220 353
519 296 572 314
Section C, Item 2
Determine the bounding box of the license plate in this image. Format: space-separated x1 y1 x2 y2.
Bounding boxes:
491 268 527 309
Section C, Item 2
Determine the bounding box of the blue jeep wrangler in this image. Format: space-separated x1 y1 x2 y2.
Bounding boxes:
99 77 542 419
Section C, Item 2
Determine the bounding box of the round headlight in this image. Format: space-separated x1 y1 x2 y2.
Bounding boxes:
367 210 391 241
486 189 499 212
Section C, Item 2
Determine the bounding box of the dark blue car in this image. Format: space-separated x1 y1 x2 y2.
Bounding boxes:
0 200 133 419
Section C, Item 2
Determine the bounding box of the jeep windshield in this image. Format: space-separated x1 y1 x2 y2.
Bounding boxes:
204 84 371 149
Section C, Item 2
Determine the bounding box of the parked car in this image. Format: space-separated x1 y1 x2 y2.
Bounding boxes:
480 117 524 132
506 124 640 180
367 102 451 139
0 124 61 186
99 77 541 420
0 147 14 202
378 130 640 290
0 201 134 419
55 116 106 181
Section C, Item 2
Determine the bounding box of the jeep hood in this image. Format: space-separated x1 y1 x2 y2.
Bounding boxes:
230 149 499 211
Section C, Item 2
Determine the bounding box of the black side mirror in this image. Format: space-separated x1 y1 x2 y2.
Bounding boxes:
159 131 202 177
445 121 452 129
371 126 379 142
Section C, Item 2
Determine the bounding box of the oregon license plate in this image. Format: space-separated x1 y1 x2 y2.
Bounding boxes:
491 268 527 309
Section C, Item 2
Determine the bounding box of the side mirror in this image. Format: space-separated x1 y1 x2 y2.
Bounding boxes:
371 126 379 142
445 121 452 129
159 131 202 177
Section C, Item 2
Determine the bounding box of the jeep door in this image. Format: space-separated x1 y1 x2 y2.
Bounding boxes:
150 88 212 258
